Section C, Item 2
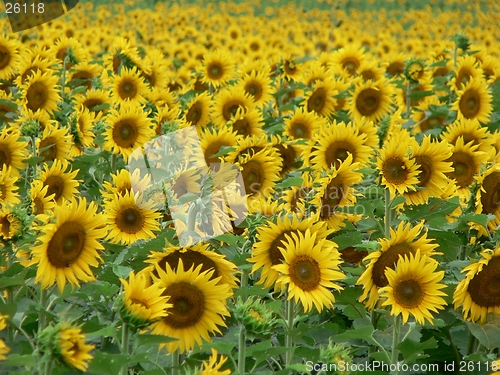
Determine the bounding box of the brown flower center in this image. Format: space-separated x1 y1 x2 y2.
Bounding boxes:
46 221 86 268
394 279 424 308
355 88 380 116
163 282 205 328
289 255 321 291
467 256 500 307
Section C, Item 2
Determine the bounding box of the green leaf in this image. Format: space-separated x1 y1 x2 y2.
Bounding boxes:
405 197 460 222
466 321 500 350
136 334 177 347
397 337 437 363
275 176 303 189
88 352 149 375
331 230 363 249
3 354 36 367
234 285 271 298
87 325 117 339
333 325 378 346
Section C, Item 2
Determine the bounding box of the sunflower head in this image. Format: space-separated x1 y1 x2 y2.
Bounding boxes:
119 269 172 328
232 296 277 340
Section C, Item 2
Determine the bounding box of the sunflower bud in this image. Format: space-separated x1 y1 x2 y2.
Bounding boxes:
36 322 94 372
19 119 41 138
319 341 352 375
404 58 426 83
232 296 276 340
452 34 470 53
0 206 30 242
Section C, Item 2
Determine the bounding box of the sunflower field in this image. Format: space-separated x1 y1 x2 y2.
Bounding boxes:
1 0 500 374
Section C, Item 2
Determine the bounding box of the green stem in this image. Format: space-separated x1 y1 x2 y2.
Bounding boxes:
120 322 129 375
405 80 412 119
44 357 53 375
391 315 401 374
467 331 477 356
384 189 392 238
171 349 180 375
38 289 48 334
238 324 246 375
111 153 117 174
285 298 295 367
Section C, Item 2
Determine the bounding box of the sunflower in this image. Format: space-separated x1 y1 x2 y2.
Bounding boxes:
379 250 447 325
453 248 500 323
70 106 97 156
404 136 453 205
38 159 80 205
140 49 168 90
383 52 407 78
284 107 324 140
76 89 111 115
167 167 202 200
452 78 492 124
15 55 54 86
282 171 315 215
304 78 338 117
394 76 433 115
103 102 154 162
224 134 272 164
0 165 20 207
228 107 265 137
314 154 363 228
199 126 239 166
101 168 151 202
0 92 17 125
248 213 332 289
0 338 8 360
411 96 448 133
376 136 420 199
120 270 172 326
55 323 95 372
0 34 21 80
0 206 24 240
19 70 61 114
183 92 211 130
450 54 483 91
445 137 489 199
309 120 372 171
69 61 102 91
238 69 274 107
49 36 88 69
27 198 107 293
357 60 385 82
150 260 232 354
236 150 281 200
200 348 231 375
474 164 500 234
36 122 72 163
104 191 161 246
14 108 52 133
109 66 149 105
349 78 394 123
441 118 492 155
30 179 56 223
271 135 304 176
329 44 366 78
145 242 238 289
201 49 234 89
211 85 254 128
273 229 344 313
357 221 440 310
